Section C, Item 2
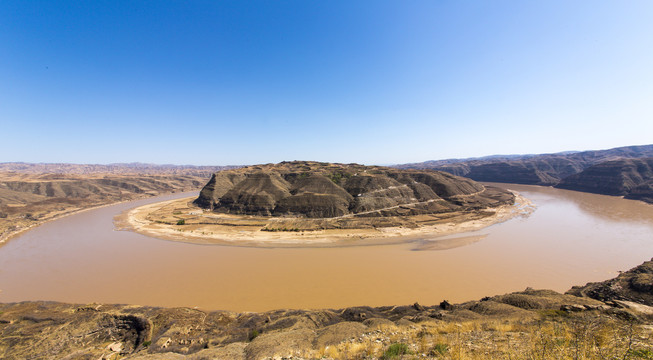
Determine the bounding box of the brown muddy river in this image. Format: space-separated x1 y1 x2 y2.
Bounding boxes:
1 184 652 312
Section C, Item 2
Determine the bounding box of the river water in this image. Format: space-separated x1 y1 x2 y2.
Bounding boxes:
0 184 652 312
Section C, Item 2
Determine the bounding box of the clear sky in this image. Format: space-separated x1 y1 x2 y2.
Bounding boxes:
2 1 652 166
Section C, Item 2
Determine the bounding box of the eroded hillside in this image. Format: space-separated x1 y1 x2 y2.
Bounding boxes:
194 161 514 219
556 158 653 203
0 163 230 243
398 145 653 204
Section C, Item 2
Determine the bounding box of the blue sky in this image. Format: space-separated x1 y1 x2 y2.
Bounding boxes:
2 1 652 165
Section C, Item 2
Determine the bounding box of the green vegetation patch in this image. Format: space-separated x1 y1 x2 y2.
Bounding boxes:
630 349 653 359
328 171 351 184
248 329 259 341
538 309 571 319
430 343 448 356
382 343 411 359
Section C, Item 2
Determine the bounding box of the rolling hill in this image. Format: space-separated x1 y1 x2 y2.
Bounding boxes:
397 145 653 203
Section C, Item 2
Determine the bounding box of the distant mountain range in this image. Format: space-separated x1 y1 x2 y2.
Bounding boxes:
396 145 653 204
0 162 238 177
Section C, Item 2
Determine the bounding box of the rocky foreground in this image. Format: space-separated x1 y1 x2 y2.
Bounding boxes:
2 259 653 360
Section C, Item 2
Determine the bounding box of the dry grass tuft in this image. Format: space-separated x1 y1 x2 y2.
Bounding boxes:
304 313 653 359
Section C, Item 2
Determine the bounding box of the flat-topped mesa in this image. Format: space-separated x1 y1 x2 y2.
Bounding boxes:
194 161 515 218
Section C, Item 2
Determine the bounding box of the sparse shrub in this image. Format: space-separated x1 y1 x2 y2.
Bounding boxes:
330 172 343 184
0 212 7 219
430 343 448 356
382 343 410 359
329 171 352 184
248 329 259 341
630 349 653 359
416 327 430 338
142 340 151 347
176 219 185 225
538 309 570 319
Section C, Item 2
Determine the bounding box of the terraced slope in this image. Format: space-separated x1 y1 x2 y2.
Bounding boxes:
195 161 514 218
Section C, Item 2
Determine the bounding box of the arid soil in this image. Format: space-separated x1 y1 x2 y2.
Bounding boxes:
0 163 231 244
2 259 653 359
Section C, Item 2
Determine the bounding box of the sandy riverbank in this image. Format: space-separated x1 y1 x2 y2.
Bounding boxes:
114 191 535 248
0 191 199 246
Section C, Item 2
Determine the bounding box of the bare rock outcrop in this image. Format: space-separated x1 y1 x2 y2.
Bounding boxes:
194 161 513 218
567 258 653 306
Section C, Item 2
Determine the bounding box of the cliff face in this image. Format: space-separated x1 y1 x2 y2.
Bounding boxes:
397 145 653 203
401 157 578 186
628 182 653 203
194 161 512 218
465 161 557 185
554 158 653 201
